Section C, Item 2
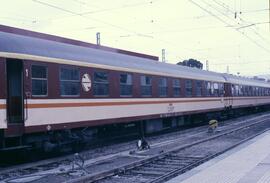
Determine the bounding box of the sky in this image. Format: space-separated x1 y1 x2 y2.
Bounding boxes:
0 0 269 76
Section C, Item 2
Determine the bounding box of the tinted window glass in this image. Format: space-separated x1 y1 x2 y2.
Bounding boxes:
173 79 181 97
60 68 80 96
32 65 47 96
94 71 109 96
120 73 132 96
159 78 168 96
141 75 152 96
205 81 211 96
196 81 202 96
219 83 224 96
60 68 79 80
185 80 192 97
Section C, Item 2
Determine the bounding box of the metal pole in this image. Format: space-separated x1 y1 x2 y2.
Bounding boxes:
96 32 100 45
162 49 165 62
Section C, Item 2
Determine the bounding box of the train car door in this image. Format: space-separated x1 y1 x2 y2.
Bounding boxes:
224 83 233 107
6 59 24 136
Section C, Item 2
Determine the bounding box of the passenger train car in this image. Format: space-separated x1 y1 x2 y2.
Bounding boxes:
0 25 270 151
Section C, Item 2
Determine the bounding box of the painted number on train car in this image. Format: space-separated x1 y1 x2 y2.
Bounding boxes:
82 73 92 92
168 103 175 113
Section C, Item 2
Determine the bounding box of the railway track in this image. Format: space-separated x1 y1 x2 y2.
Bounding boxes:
1 112 270 183
68 116 270 183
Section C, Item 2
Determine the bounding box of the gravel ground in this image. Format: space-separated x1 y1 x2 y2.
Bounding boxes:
94 118 270 183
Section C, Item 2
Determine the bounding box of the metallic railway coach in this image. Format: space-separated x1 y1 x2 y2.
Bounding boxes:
0 25 270 152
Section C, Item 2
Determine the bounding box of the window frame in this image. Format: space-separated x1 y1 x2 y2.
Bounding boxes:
172 78 181 97
158 77 168 97
59 67 80 97
195 80 203 97
205 81 212 96
140 75 152 97
185 79 193 97
93 70 109 97
120 73 133 97
31 64 48 97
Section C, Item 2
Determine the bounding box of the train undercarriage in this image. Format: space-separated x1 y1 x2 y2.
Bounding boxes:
1 104 270 165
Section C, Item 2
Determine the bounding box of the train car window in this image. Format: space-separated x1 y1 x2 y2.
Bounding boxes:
248 86 252 96
256 87 259 96
205 81 211 96
231 85 235 96
252 87 256 96
60 68 80 96
263 88 266 96
173 79 181 97
195 81 202 97
213 83 219 96
120 73 132 96
259 87 263 96
219 83 224 96
235 85 240 96
185 80 192 97
93 71 109 96
141 75 152 96
32 65 48 96
158 78 168 97
243 86 248 96
239 85 244 96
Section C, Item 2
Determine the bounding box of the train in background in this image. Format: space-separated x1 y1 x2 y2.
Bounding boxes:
0 25 270 152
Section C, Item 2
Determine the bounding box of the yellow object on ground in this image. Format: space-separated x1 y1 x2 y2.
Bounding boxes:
209 119 218 129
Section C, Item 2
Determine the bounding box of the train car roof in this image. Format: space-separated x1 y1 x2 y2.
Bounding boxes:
0 24 159 61
222 74 270 88
1 29 270 87
0 31 226 82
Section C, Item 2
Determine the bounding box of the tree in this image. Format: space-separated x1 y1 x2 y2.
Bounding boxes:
177 59 203 69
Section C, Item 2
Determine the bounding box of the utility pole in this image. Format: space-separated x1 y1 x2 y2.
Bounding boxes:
206 60 209 71
96 32 100 45
227 66 229 74
162 49 166 63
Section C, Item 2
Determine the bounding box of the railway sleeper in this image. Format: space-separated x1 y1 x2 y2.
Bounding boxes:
166 157 198 162
163 159 191 164
130 169 165 176
124 171 157 179
154 161 186 167
146 164 178 170
160 161 190 167
169 155 205 160
119 173 153 181
150 163 181 169
139 166 173 173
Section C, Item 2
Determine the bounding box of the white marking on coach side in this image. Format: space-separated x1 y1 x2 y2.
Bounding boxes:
81 73 91 92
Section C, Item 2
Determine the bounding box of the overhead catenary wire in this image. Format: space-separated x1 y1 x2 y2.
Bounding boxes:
210 0 270 44
32 0 203 57
188 0 270 54
29 0 270 72
32 0 154 38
